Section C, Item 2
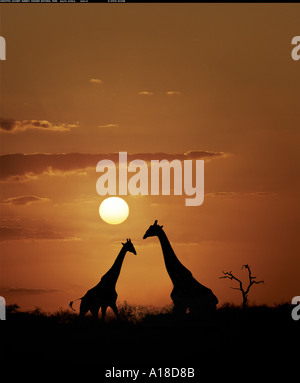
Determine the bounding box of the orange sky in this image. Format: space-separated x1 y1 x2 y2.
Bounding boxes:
0 4 299 311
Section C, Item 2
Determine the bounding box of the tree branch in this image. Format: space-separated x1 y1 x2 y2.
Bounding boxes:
242 264 264 295
220 265 264 307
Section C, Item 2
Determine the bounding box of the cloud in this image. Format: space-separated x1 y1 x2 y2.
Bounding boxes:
206 191 277 198
166 91 181 96
138 91 182 96
0 118 78 133
0 150 230 182
89 78 102 84
125 150 230 163
0 287 63 295
0 118 15 131
0 226 81 242
98 123 119 128
1 195 50 205
182 150 230 160
138 91 153 95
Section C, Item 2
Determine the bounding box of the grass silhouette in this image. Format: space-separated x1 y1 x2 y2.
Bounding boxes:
2 302 298 368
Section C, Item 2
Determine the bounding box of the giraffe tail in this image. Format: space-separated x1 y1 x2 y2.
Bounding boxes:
69 298 82 311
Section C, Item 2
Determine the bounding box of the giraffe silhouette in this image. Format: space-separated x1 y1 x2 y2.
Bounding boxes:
69 239 136 320
143 220 218 316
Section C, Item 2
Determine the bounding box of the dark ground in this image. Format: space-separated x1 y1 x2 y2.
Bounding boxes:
1 303 298 379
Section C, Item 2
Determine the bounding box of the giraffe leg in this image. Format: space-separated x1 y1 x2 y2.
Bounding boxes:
101 305 107 322
173 304 187 317
171 288 187 317
79 300 89 318
110 302 120 320
90 305 100 320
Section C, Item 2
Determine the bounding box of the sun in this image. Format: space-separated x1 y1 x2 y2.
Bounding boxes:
99 197 129 225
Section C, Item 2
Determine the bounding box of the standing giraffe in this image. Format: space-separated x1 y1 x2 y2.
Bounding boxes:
143 220 218 316
69 239 136 320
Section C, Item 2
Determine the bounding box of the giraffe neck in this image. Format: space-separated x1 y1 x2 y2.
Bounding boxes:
100 246 127 287
157 229 192 285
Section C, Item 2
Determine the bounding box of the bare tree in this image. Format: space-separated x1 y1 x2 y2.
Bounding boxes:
220 264 264 308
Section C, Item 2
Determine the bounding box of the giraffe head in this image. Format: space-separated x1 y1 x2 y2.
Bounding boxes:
143 220 164 239
122 238 137 255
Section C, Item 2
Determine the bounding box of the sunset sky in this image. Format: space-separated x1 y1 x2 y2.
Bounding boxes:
0 4 299 312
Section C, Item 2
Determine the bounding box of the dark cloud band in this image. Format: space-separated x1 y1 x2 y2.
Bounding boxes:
0 151 230 182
